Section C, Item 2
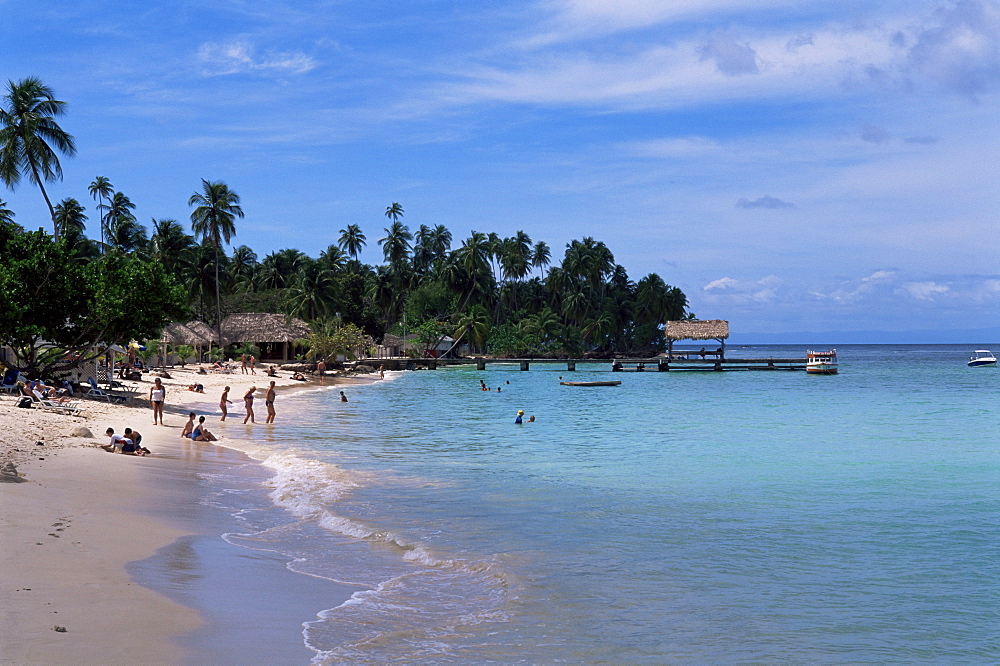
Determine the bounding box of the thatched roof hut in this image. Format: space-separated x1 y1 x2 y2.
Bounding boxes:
665 320 730 356
162 321 216 347
221 313 311 361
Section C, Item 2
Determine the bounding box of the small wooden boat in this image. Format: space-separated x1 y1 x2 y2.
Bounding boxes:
806 349 838 375
560 380 622 387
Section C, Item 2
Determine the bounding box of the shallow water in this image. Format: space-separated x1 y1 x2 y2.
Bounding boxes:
173 345 1000 662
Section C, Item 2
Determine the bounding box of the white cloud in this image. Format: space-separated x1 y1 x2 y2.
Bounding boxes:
899 281 951 300
906 0 1000 97
197 40 317 76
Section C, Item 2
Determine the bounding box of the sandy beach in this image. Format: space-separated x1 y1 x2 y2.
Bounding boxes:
0 364 362 664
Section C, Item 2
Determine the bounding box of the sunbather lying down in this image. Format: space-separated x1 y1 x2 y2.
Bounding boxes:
187 383 205 392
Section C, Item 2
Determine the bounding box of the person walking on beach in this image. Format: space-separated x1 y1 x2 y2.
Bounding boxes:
244 386 256 424
149 377 166 425
220 386 233 421
240 354 248 374
265 381 276 424
249 355 257 375
317 359 326 382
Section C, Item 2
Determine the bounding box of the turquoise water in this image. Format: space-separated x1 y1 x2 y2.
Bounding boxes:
206 345 999 662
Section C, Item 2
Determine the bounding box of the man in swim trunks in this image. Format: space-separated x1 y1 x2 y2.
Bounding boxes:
180 412 196 438
122 428 150 455
220 386 232 421
265 381 276 424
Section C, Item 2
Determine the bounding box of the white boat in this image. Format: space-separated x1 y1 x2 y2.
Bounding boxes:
967 350 997 367
806 349 838 375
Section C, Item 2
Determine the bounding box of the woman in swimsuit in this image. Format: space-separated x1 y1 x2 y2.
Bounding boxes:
243 386 256 424
149 377 166 425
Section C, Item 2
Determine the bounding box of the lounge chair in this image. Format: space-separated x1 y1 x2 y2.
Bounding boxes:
84 377 127 403
31 390 86 415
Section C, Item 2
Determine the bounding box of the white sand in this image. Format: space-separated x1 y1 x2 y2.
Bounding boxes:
0 364 355 663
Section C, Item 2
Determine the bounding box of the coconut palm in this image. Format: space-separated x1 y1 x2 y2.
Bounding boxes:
52 197 87 244
531 240 551 276
378 220 412 267
149 218 195 277
88 176 113 250
337 223 366 260
189 179 243 347
0 198 17 228
104 191 136 248
385 201 404 223
0 77 76 238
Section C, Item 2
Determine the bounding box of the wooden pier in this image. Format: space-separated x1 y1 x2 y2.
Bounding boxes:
359 354 808 372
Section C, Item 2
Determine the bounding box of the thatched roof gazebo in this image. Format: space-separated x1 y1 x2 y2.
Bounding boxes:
665 320 730 357
161 321 223 364
221 313 311 361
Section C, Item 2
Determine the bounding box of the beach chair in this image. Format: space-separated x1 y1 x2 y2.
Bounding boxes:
84 377 127 403
29 390 83 415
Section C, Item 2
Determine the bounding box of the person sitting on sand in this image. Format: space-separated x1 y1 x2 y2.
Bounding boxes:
266 365 278 377
121 427 150 455
191 416 218 442
180 412 196 438
103 427 130 453
187 383 205 393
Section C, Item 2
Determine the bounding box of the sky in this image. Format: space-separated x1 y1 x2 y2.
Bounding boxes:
2 0 998 342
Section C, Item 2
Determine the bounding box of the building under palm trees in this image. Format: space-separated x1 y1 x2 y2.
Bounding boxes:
221 313 311 362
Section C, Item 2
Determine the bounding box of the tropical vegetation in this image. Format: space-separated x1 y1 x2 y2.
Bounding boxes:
0 78 691 372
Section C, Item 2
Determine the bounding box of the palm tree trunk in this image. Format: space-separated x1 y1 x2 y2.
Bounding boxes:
214 244 223 353
26 153 57 238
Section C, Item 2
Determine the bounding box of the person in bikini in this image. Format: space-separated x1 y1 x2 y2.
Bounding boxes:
149 377 166 425
243 386 256 424
191 415 218 442
265 381 276 424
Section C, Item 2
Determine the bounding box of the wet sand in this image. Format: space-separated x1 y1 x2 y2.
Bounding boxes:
0 365 371 663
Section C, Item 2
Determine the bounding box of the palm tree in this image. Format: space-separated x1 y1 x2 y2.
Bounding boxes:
0 77 76 238
385 202 404 223
189 179 243 348
105 191 137 251
149 218 195 277
378 220 412 267
52 197 87 244
0 198 16 228
88 176 113 250
531 240 551 276
337 223 366 260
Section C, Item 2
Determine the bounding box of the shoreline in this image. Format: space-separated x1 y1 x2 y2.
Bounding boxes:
0 364 377 663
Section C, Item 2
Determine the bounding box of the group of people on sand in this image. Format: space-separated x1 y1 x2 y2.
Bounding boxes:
103 427 150 455
180 412 219 441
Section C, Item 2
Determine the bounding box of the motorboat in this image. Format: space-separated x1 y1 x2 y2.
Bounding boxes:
806 349 838 375
967 350 997 367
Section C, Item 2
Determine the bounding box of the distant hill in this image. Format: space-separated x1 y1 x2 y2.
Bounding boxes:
728 327 1000 345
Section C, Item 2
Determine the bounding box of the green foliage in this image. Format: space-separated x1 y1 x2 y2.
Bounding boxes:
307 323 370 361
173 345 195 365
487 323 540 357
413 320 452 351
0 228 187 375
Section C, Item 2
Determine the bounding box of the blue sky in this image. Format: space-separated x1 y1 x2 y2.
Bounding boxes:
3 0 998 340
